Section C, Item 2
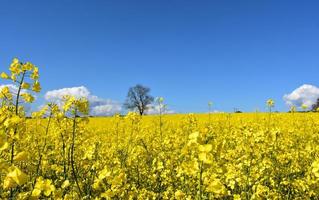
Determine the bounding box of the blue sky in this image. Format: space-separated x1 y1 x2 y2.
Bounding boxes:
1 0 319 113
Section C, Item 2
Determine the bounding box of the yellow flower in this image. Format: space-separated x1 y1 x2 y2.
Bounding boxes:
76 98 89 114
34 177 56 197
14 151 29 162
198 152 213 164
12 58 19 64
11 74 17 81
61 180 70 189
21 93 35 103
198 144 212 152
101 189 115 198
31 67 39 80
43 179 55 197
189 132 199 140
0 142 9 151
0 72 10 79
32 81 41 93
31 188 41 198
175 190 185 199
4 115 22 128
21 82 30 89
3 166 28 189
0 86 12 100
0 130 7 149
266 99 275 107
9 58 21 74
22 62 34 71
93 179 102 190
206 178 226 195
312 160 319 178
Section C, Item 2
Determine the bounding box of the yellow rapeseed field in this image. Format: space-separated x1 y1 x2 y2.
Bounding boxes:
2 59 319 199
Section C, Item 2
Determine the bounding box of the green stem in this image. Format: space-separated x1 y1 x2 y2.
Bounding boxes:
10 70 26 164
70 110 83 197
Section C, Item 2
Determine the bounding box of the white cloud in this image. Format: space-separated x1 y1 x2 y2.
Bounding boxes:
44 86 122 116
145 104 175 115
283 84 319 107
45 86 90 102
0 84 18 103
0 84 19 94
208 110 223 113
91 103 122 116
0 84 35 99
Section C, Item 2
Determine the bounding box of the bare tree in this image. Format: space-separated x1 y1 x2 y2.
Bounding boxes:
124 84 154 115
312 98 319 111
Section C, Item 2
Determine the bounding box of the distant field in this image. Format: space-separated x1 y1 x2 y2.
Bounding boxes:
81 113 319 199
3 111 319 199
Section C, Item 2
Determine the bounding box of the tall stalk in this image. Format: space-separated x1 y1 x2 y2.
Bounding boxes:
35 111 52 178
70 110 83 197
11 70 26 164
198 161 204 200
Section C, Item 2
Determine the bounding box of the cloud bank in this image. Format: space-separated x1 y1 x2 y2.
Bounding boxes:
145 104 175 115
0 84 22 94
44 86 122 116
283 84 319 107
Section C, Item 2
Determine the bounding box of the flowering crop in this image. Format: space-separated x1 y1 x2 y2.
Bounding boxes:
1 59 319 199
